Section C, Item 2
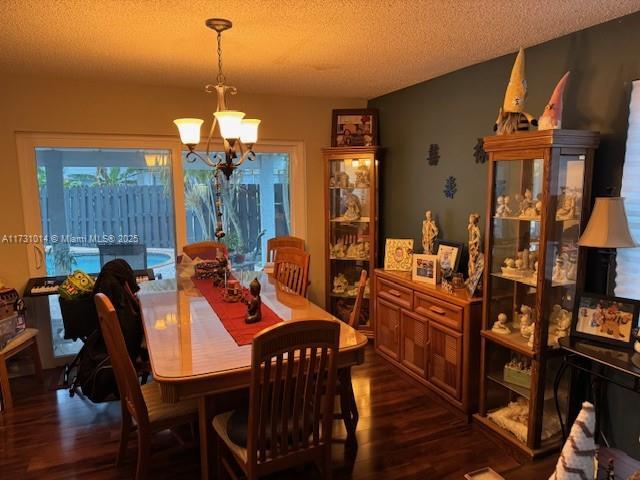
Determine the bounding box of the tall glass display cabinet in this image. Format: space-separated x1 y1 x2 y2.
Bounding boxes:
473 130 599 457
323 146 382 337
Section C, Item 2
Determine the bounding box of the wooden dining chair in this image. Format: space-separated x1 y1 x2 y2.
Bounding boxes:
337 269 367 449
212 319 340 480
183 241 228 260
273 247 310 297
94 293 198 480
266 236 305 262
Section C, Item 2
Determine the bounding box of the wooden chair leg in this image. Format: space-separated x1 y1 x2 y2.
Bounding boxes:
0 357 13 410
117 404 132 466
30 340 44 383
135 429 151 480
338 368 358 447
322 447 333 480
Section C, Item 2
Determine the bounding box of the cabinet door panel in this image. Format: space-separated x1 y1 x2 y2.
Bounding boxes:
428 322 462 400
400 310 428 378
376 298 400 360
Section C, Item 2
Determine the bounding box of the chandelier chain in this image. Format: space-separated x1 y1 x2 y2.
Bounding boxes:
216 31 225 85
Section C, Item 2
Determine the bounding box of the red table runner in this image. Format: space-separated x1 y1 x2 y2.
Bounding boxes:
191 277 282 346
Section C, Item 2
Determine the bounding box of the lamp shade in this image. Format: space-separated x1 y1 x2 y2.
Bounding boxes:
174 118 204 145
214 110 245 139
578 197 637 248
240 118 261 144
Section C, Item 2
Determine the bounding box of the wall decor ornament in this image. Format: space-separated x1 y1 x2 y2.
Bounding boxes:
494 47 537 135
427 144 440 166
538 71 570 131
443 176 457 199
473 138 488 164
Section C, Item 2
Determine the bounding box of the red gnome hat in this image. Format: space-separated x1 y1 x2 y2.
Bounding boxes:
538 71 570 131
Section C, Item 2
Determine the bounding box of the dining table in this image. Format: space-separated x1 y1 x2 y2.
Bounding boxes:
137 271 368 480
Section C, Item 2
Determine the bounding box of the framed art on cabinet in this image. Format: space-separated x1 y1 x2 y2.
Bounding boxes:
383 238 413 271
412 254 440 284
572 292 639 348
436 240 463 275
332 109 378 147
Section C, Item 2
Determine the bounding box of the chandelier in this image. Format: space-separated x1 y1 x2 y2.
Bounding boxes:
173 18 261 239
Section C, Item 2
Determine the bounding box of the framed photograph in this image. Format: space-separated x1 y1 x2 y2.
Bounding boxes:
412 254 440 285
384 239 413 271
436 240 463 276
332 109 378 147
466 253 484 297
572 293 639 348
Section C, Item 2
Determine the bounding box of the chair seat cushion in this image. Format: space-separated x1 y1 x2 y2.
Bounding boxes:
141 382 197 425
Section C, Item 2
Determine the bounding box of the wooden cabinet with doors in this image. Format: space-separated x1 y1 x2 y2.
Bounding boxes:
323 147 382 337
373 269 482 416
473 129 599 458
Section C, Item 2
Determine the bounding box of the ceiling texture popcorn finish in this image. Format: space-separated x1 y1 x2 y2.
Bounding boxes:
0 0 639 98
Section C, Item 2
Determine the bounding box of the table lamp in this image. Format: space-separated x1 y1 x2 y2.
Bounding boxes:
578 197 637 294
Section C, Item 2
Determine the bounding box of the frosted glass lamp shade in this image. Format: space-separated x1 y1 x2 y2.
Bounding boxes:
240 119 261 144
174 118 204 146
214 111 245 139
578 197 637 248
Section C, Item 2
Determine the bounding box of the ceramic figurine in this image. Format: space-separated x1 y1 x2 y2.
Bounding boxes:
518 189 537 218
329 175 336 188
503 195 513 216
355 164 370 188
244 278 262 324
336 171 350 188
496 196 507 217
494 48 537 135
519 305 533 338
566 253 578 281
332 273 349 294
492 313 511 334
422 210 439 254
342 192 362 221
527 324 536 348
539 71 570 131
332 238 347 258
346 242 359 258
556 187 577 220
502 257 517 277
552 253 568 282
468 213 481 279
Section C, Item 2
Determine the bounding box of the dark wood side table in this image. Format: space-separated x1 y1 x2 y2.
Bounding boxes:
554 336 640 443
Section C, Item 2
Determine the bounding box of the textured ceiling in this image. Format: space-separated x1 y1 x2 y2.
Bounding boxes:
1 0 639 99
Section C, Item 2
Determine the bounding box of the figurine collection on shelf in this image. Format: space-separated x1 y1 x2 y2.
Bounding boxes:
493 46 571 135
500 248 538 283
329 235 370 260
328 162 371 190
332 272 369 298
503 358 532 388
491 302 571 347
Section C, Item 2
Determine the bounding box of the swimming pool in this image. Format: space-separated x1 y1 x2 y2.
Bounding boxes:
45 252 173 275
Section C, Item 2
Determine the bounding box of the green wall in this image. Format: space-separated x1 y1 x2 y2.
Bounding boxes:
369 12 640 457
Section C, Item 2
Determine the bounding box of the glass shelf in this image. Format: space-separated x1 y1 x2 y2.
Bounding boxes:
330 217 371 223
490 272 576 288
481 329 535 357
330 257 370 261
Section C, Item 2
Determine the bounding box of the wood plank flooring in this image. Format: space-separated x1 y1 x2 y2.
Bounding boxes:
0 346 555 479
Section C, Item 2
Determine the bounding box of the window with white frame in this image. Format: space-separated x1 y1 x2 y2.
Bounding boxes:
615 79 640 299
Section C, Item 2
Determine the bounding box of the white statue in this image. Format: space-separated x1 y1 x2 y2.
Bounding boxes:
332 238 347 258
519 305 533 338
492 313 511 334
422 210 439 254
346 242 359 258
556 187 577 220
355 165 370 188
332 273 348 294
342 192 361 221
518 189 537 218
527 326 536 348
468 213 481 278
496 196 512 217
552 253 567 282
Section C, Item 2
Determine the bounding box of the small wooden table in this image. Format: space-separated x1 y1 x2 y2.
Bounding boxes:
138 273 368 480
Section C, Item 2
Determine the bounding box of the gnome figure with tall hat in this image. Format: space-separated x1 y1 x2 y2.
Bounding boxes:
495 47 537 135
549 402 597 480
539 72 570 130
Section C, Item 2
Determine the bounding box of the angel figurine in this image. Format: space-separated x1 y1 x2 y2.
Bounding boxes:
422 210 439 254
492 313 511 334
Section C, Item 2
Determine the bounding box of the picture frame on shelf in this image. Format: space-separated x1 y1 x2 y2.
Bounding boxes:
436 240 463 277
571 292 639 348
332 109 378 147
412 254 440 285
383 238 413 271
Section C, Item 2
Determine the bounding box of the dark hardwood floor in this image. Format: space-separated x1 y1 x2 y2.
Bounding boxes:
1 346 556 479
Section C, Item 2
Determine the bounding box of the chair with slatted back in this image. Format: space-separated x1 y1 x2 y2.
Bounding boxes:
94 293 197 480
273 247 310 297
213 319 340 480
337 269 367 450
266 236 305 263
183 241 228 260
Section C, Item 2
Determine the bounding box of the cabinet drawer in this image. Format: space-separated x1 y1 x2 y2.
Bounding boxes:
414 292 463 331
377 277 413 310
